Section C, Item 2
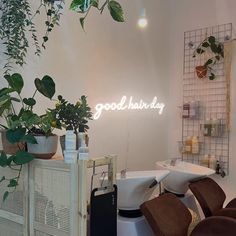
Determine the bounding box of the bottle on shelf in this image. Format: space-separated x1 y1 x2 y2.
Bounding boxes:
209 155 217 170
78 136 89 160
189 100 200 119
64 129 77 163
201 154 210 168
65 130 76 150
185 136 192 154
191 136 199 154
211 119 219 137
182 102 190 118
204 118 212 137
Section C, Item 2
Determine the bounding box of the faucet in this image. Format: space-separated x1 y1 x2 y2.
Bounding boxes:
170 158 181 166
120 169 127 179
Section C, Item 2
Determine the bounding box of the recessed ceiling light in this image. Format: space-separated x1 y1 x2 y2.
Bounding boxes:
138 8 148 29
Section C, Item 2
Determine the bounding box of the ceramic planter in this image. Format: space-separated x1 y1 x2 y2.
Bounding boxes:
27 135 58 159
1 129 25 154
195 65 207 79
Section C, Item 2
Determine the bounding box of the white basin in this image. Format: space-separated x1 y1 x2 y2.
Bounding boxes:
115 170 169 210
156 160 215 195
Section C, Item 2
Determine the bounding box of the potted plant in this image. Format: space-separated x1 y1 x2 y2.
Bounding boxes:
51 95 93 151
27 110 59 159
193 36 224 80
0 73 57 200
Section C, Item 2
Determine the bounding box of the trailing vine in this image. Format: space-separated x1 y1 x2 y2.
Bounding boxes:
0 0 124 73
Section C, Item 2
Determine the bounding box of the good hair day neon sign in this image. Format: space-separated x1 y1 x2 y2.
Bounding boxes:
94 96 165 120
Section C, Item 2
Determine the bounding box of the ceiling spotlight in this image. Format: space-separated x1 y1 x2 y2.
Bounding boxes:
138 9 148 29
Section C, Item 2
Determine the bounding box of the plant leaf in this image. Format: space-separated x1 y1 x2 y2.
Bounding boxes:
3 191 9 202
6 128 26 144
35 76 55 99
108 1 125 22
0 176 5 183
204 59 213 67
13 151 34 165
21 134 38 144
7 156 14 166
23 98 36 106
7 179 18 188
70 0 84 10
208 36 216 44
4 73 24 94
80 17 85 29
202 42 210 48
209 73 215 80
0 152 8 167
91 0 98 8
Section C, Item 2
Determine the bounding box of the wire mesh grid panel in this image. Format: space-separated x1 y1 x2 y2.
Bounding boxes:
0 217 24 236
181 23 232 175
32 164 71 236
0 167 24 216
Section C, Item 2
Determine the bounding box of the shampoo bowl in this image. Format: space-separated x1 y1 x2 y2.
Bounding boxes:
156 160 215 195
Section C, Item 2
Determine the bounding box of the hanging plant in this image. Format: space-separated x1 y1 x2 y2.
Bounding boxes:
0 0 124 73
193 36 224 80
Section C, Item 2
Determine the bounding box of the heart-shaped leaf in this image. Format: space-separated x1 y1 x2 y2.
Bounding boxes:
108 1 125 22
35 75 55 99
13 151 34 165
4 73 24 94
23 98 36 106
6 128 26 144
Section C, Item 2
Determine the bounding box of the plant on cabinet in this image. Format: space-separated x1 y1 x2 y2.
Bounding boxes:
0 73 57 200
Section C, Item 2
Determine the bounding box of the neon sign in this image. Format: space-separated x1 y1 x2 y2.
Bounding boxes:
94 96 165 120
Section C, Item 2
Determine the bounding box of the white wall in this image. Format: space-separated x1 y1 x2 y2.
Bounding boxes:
0 0 170 171
164 0 236 202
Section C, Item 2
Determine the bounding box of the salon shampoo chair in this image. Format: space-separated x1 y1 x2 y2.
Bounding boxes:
189 177 236 219
140 193 236 236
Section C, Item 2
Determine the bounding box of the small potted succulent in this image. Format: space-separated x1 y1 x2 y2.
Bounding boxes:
51 95 93 151
193 36 224 80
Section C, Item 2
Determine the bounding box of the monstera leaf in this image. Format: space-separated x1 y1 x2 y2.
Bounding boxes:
35 75 55 99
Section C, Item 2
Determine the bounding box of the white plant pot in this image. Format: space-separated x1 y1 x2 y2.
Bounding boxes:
27 135 58 159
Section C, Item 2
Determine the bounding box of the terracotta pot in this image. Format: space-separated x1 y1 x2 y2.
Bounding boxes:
195 65 207 79
27 134 58 159
1 129 25 154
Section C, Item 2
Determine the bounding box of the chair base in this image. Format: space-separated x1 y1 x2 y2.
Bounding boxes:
117 215 154 236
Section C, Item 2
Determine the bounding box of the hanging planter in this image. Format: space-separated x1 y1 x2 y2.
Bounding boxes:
195 65 207 79
193 36 224 80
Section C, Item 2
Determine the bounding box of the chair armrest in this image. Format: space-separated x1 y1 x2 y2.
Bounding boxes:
214 208 236 219
226 198 236 208
191 216 236 236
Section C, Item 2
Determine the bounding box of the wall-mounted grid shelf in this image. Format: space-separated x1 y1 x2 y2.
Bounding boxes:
181 23 232 175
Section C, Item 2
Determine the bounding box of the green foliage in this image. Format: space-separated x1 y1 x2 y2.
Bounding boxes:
0 73 57 201
0 0 124 71
51 95 93 134
108 1 125 22
35 76 56 99
193 36 224 80
70 0 125 28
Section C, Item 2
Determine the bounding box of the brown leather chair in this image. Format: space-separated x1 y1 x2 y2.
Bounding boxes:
140 193 191 236
140 193 236 236
189 177 236 219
